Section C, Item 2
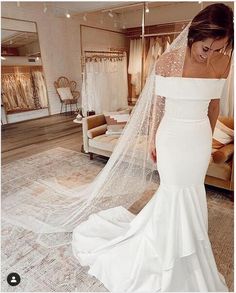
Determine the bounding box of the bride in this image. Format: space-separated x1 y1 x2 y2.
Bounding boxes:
71 3 233 292
2 3 233 292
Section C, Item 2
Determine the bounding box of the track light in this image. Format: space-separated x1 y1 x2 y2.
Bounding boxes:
121 13 126 30
198 1 203 10
83 13 87 21
145 3 149 13
108 10 114 18
43 3 47 13
65 10 71 18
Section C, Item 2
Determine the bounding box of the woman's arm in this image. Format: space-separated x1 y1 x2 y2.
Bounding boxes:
208 98 220 134
149 52 168 144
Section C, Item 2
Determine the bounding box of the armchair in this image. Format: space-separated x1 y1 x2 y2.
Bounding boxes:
54 76 80 114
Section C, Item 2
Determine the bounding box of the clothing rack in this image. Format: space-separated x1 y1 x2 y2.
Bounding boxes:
83 50 125 59
140 31 182 38
84 50 125 54
81 50 126 77
125 30 182 38
81 50 126 66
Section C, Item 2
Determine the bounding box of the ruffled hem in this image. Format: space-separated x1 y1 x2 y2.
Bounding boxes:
87 240 228 292
72 184 229 292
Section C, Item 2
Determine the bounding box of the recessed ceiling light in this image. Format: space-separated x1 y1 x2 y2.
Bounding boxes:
65 10 71 18
43 4 47 13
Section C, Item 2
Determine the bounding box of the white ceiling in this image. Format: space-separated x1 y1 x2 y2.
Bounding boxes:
48 1 133 14
46 1 181 15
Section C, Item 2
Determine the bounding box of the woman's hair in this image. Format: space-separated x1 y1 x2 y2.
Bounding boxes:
188 3 234 52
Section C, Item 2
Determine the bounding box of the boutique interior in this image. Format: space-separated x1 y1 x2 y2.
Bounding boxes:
1 1 234 292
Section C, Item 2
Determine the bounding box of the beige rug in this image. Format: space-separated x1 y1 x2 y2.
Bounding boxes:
1 147 233 292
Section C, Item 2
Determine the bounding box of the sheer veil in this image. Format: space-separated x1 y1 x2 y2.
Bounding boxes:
1 21 229 248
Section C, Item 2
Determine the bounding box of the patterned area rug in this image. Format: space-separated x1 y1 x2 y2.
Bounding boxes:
1 147 233 292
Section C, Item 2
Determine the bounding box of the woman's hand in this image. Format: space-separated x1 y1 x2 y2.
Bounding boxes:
149 141 157 163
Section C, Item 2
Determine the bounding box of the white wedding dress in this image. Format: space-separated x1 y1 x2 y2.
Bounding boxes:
72 75 229 292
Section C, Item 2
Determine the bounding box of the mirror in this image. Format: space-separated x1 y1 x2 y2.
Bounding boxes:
1 18 49 123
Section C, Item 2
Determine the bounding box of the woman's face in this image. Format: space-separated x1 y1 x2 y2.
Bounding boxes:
191 37 229 63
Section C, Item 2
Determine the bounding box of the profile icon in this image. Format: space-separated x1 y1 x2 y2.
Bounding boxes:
7 273 21 286
11 276 17 283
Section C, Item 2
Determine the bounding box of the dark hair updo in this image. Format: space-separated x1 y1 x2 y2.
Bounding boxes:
188 3 234 54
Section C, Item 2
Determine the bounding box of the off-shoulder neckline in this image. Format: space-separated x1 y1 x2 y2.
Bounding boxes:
156 75 227 81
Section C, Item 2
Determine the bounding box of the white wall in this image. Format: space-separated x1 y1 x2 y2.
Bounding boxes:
81 26 127 51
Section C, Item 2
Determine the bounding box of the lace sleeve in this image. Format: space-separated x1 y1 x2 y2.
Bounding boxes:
149 55 167 144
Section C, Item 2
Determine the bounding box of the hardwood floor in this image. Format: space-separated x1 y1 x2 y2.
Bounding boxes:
1 114 83 165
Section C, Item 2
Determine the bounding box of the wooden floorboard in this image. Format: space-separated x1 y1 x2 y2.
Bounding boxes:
1 114 84 164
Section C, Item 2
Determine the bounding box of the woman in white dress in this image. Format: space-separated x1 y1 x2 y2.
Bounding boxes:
72 3 233 292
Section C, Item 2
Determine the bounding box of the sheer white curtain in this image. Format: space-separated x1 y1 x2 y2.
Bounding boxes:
128 39 142 95
220 53 234 117
82 55 128 116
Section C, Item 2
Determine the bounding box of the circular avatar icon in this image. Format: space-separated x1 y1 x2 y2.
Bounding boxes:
7 272 21 286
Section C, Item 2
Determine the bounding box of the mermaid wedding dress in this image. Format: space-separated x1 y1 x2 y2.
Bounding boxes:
72 75 229 292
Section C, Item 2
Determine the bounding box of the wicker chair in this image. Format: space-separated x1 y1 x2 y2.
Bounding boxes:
54 76 80 114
